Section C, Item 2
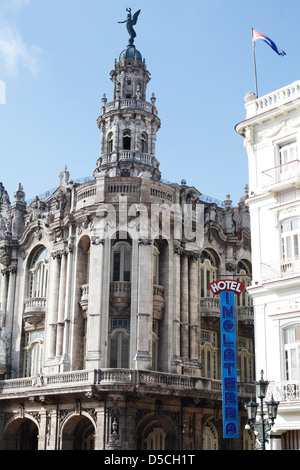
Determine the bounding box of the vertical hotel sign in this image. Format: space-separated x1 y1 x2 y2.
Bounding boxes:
209 279 245 439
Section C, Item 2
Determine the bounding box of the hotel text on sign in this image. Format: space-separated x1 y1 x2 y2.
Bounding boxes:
209 280 245 439
209 279 245 296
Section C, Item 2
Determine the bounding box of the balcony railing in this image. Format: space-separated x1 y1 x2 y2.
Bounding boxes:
110 281 131 312
199 297 220 318
262 159 300 189
245 81 300 119
23 297 46 326
237 305 254 325
0 369 255 399
261 257 300 282
266 380 300 403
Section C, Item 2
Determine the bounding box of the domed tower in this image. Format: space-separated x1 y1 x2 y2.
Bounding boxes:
94 9 161 180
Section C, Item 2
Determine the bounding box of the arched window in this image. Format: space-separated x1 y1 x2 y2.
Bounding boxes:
107 132 113 153
200 250 218 297
111 241 132 282
108 318 130 368
125 80 133 98
200 330 218 379
152 321 159 371
237 260 252 307
142 422 166 450
243 428 255 450
238 337 254 383
141 132 148 154
29 247 49 298
203 422 218 450
23 330 44 377
284 325 300 381
153 243 160 285
123 130 131 150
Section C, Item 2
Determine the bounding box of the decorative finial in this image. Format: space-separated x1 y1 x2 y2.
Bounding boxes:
14 183 25 202
224 194 232 207
118 8 141 45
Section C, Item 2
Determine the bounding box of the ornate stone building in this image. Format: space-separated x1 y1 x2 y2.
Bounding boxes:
0 19 254 450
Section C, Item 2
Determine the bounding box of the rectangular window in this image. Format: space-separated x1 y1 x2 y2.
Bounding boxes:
279 141 298 166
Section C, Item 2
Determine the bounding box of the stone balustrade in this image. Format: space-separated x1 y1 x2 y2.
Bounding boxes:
245 81 300 118
0 369 255 399
199 297 220 318
237 306 254 325
109 281 131 312
102 99 156 115
23 297 47 326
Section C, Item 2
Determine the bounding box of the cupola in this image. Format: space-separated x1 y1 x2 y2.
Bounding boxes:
94 9 161 180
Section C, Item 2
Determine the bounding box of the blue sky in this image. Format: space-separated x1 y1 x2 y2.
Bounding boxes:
0 0 298 205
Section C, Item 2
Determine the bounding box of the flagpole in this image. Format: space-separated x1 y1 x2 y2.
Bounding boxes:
252 28 259 98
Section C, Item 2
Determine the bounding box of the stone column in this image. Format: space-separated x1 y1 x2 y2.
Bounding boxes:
130 238 138 368
6 265 17 337
135 238 152 370
37 407 48 450
47 407 59 450
0 268 9 323
62 234 75 367
180 252 189 359
56 249 67 358
189 254 199 363
94 404 106 450
171 242 182 372
85 236 105 369
45 252 60 362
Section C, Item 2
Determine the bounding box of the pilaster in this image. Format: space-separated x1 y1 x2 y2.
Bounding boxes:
85 236 105 369
134 238 152 369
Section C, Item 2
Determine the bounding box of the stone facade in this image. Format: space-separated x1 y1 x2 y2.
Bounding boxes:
0 37 254 450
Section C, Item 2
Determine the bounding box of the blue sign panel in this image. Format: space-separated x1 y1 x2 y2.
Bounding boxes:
220 290 239 439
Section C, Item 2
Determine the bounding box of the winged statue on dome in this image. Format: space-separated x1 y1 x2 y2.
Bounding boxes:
118 8 141 44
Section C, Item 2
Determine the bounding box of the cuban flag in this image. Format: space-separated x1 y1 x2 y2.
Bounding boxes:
252 29 286 56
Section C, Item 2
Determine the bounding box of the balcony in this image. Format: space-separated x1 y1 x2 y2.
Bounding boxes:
0 369 255 401
153 285 165 320
261 257 300 282
237 306 254 326
200 297 220 319
23 298 46 326
267 380 300 403
262 159 300 191
110 281 131 313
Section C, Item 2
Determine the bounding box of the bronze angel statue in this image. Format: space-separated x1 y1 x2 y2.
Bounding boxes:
119 8 141 43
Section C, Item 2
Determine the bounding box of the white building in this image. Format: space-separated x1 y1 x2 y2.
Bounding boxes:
236 82 300 450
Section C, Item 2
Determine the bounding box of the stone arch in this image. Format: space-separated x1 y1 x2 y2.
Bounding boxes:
60 411 96 450
3 415 39 450
136 412 177 450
